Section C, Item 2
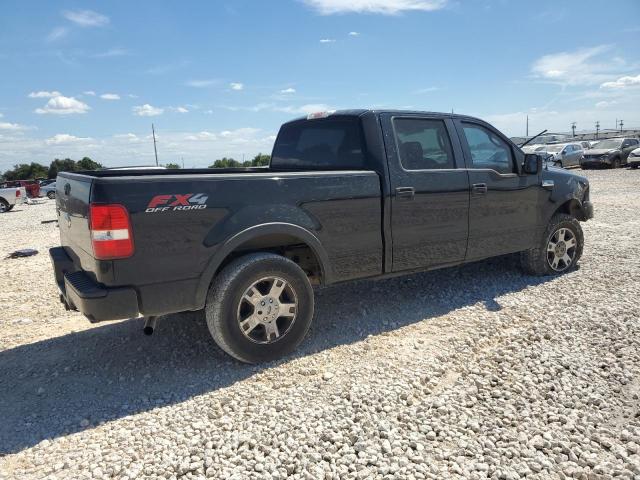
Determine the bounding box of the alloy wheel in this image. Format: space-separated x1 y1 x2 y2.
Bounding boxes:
546 227 577 272
236 276 298 344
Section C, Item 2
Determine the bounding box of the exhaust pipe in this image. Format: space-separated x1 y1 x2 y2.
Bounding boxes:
143 316 157 336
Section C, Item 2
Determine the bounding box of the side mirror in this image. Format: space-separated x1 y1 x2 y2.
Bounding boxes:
523 153 541 174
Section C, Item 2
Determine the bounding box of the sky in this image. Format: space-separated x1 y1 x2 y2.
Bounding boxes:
0 0 639 170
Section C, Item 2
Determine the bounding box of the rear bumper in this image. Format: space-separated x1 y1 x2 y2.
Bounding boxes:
49 246 139 322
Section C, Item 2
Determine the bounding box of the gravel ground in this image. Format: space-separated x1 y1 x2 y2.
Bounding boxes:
1 169 639 480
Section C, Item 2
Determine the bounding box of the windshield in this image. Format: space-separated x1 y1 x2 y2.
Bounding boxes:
594 139 622 149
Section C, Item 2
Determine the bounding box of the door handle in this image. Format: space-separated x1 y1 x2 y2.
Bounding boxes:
472 183 488 194
395 186 415 200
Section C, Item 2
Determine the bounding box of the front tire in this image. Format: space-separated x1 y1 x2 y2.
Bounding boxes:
205 252 314 363
0 199 9 213
521 213 584 276
47 191 56 199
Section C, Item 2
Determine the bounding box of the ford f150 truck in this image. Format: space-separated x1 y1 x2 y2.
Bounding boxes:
50 110 593 363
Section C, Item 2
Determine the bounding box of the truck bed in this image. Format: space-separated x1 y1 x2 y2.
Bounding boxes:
55 168 384 317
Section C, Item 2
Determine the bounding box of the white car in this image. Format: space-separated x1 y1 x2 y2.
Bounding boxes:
628 147 640 169
0 185 27 213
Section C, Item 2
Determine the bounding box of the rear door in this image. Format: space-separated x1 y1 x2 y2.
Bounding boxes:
381 114 470 272
453 119 541 260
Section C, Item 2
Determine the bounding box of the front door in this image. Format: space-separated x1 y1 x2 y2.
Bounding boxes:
454 119 541 261
382 114 470 272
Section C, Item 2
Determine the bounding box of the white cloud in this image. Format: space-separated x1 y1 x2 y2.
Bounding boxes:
303 0 448 15
63 10 109 27
277 103 334 115
46 134 92 145
169 106 189 113
230 82 244 91
83 91 96 96
280 88 296 94
348 31 360 36
35 96 90 115
28 91 61 98
414 86 439 94
600 74 640 89
185 79 219 88
531 45 627 86
93 48 129 58
113 133 142 142
46 26 68 42
100 93 120 100
320 38 335 43
0 122 31 131
132 104 164 116
595 100 616 108
186 131 218 141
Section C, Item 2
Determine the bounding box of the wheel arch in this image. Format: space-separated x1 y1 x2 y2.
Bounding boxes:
195 223 332 309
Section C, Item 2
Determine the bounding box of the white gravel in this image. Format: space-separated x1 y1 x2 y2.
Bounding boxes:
1 169 639 479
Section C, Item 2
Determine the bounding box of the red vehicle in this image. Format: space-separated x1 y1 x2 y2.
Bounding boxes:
4 180 40 198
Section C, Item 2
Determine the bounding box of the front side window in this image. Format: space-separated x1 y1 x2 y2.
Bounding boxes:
462 124 515 174
393 118 454 170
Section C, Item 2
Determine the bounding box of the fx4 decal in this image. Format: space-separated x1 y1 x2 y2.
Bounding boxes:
145 193 208 213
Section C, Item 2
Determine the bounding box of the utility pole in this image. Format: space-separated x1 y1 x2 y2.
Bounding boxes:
526 115 529 137
595 121 600 139
619 119 624 132
152 123 159 166
571 122 576 137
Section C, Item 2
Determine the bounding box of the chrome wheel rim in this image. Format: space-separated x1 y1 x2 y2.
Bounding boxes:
236 276 298 344
547 227 577 272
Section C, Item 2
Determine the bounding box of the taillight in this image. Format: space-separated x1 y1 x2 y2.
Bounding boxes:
15 189 21 197
89 204 134 260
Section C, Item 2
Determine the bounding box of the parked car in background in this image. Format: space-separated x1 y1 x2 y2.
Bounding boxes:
579 141 591 151
40 182 56 199
582 138 640 168
628 147 640 169
0 185 26 213
539 143 584 168
4 179 40 198
39 179 56 187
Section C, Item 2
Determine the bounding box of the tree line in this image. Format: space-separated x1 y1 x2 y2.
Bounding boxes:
0 153 271 181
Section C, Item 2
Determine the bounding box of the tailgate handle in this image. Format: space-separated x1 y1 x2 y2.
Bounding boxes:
472 183 488 194
395 186 415 200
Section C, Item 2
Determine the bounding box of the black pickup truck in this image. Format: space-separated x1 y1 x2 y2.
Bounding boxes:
50 110 593 363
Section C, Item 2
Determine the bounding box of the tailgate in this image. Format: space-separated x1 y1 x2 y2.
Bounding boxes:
55 174 106 281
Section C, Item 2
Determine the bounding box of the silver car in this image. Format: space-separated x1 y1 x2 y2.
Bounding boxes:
628 147 640 169
540 143 584 168
40 182 56 199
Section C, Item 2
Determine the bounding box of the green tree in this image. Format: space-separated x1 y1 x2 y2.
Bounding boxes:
76 157 103 171
164 163 181 169
251 153 271 167
48 158 78 179
2 162 49 181
209 157 241 168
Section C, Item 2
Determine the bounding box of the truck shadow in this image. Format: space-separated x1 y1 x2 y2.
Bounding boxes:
0 255 551 454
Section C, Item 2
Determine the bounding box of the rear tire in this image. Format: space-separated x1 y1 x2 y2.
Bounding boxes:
0 199 9 213
47 191 55 199
205 252 314 363
521 213 584 276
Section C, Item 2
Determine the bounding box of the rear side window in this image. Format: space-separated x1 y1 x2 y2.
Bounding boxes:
462 124 515 174
271 118 365 169
393 118 454 170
